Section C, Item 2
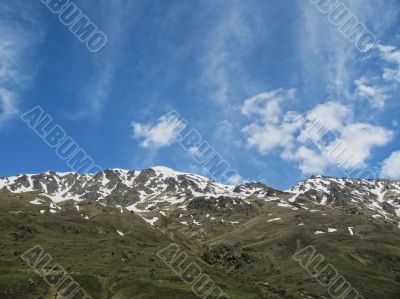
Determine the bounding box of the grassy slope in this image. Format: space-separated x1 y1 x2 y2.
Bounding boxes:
158 197 400 298
1 191 400 298
0 191 259 299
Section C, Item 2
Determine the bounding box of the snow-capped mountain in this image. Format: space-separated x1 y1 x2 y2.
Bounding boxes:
290 175 400 219
0 166 233 203
1 167 400 220
0 166 284 212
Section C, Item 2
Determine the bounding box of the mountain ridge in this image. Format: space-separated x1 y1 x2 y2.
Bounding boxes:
1 166 400 223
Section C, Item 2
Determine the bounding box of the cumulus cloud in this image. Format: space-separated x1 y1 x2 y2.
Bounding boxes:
380 151 400 179
305 101 351 132
338 123 392 166
241 89 393 175
241 89 298 153
289 146 329 175
132 113 185 149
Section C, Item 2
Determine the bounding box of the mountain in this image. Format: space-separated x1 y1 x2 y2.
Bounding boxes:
0 167 400 298
290 175 400 219
2 168 400 224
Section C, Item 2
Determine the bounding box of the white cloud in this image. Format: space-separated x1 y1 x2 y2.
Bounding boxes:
381 151 400 179
241 88 296 123
379 45 400 64
307 101 351 131
0 1 43 127
290 146 329 174
354 77 390 110
243 121 298 154
241 90 393 175
336 123 393 168
378 44 400 84
241 89 298 153
132 113 185 149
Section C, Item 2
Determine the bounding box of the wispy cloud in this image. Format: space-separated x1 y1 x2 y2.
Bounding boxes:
0 0 43 127
299 2 356 99
0 89 18 126
70 1 143 120
199 0 257 105
351 44 400 111
299 1 398 103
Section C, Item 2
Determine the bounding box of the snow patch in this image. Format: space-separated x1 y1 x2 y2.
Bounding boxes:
348 227 354 236
144 217 159 226
30 198 44 205
267 218 281 222
193 219 201 226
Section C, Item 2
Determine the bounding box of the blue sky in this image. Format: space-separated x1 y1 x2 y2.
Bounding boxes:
1 0 400 189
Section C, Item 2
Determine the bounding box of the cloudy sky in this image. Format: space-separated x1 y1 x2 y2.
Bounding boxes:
1 0 400 189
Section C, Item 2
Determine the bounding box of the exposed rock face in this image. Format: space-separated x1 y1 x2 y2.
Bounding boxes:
187 196 255 214
233 182 281 196
202 244 251 271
